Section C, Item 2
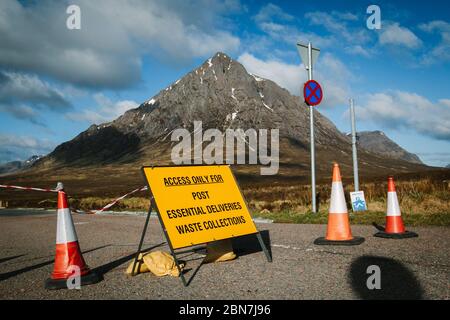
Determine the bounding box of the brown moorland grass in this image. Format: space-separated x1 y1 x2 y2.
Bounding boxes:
1 167 449 226
64 178 450 226
242 178 450 215
241 178 450 226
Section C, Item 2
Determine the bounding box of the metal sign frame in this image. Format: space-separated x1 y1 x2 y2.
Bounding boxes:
296 43 320 69
132 164 272 287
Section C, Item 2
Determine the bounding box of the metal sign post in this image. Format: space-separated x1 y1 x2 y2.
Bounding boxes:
297 42 321 213
308 43 316 213
350 98 359 191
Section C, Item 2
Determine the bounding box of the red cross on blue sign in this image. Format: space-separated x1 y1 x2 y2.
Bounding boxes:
303 80 323 106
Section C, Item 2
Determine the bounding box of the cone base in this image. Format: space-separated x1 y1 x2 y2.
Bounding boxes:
374 230 418 239
314 236 365 246
45 271 102 290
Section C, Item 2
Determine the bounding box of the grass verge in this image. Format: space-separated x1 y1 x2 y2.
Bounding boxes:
253 210 450 226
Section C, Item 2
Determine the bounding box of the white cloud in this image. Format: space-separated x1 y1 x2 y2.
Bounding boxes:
0 71 71 109
252 4 334 49
0 134 55 162
238 52 303 93
305 11 370 44
0 0 241 89
379 22 422 49
416 152 450 167
66 93 139 124
332 11 358 21
419 20 450 33
317 54 353 107
0 104 40 124
250 8 374 63
65 109 107 124
419 20 450 64
0 135 52 149
0 71 71 125
356 90 450 140
237 52 351 108
344 45 373 58
258 21 334 49
439 99 450 108
254 3 294 23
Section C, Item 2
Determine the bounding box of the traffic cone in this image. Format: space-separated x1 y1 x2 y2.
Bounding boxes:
314 163 364 245
374 176 418 239
45 183 101 290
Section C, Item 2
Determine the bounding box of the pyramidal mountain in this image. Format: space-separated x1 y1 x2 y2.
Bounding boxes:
356 131 423 164
33 52 426 181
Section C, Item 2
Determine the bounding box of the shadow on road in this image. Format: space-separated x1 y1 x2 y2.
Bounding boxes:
232 230 272 259
184 259 204 286
0 254 25 265
349 255 424 300
0 245 109 282
91 242 166 277
178 231 272 286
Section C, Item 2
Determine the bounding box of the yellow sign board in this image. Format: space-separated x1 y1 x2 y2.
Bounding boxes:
142 165 258 249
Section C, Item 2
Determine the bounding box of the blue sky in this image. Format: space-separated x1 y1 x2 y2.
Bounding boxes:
0 0 449 166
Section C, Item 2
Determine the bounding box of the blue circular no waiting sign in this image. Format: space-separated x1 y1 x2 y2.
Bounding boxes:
304 80 323 106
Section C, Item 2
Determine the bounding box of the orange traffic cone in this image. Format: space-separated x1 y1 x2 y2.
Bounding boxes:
314 163 364 245
45 183 101 290
374 176 418 239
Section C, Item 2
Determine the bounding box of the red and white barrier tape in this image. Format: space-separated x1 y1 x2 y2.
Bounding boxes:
89 186 148 214
0 184 57 193
0 183 149 214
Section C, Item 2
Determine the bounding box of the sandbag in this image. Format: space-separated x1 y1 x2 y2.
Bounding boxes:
203 239 236 263
126 253 150 276
143 251 184 277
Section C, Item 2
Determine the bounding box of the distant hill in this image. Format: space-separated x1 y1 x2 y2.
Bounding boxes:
355 131 423 164
0 155 43 176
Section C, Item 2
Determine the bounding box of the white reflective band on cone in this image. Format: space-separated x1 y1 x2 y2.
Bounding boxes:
56 208 78 244
387 192 401 216
329 181 348 214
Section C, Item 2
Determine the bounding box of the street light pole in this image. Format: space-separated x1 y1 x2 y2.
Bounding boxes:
350 98 359 191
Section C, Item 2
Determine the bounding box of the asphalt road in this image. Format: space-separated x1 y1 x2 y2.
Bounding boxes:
0 210 449 299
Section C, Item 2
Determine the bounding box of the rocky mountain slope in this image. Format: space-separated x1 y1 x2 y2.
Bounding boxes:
356 131 423 164
45 52 348 166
